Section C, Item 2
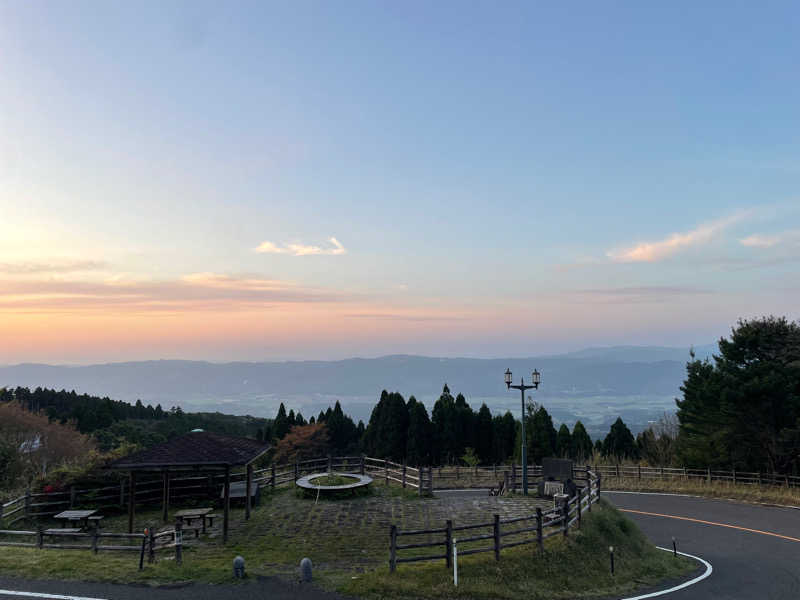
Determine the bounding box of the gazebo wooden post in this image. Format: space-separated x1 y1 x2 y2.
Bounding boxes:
127 471 136 533
245 464 253 520
223 466 231 543
161 470 170 522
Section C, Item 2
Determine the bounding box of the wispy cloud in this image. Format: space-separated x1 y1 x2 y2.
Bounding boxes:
0 260 107 275
0 273 345 314
607 213 746 263
570 286 712 303
254 237 346 256
740 229 800 248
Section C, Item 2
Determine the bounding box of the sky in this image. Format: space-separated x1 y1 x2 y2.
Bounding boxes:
1 1 799 364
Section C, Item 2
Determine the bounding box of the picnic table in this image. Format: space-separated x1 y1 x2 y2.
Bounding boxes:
53 509 98 530
174 508 214 533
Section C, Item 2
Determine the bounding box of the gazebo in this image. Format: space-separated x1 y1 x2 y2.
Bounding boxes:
108 431 270 542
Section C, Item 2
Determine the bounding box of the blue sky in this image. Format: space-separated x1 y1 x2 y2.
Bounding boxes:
1 1 799 363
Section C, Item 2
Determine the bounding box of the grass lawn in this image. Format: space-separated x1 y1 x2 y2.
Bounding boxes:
0 488 695 599
604 476 800 506
341 501 696 600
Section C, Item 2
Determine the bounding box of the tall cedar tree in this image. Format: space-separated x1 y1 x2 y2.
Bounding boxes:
475 404 494 463
676 316 800 472
274 403 289 439
556 424 572 458
603 417 638 460
406 396 432 465
431 385 459 464
363 390 409 460
571 421 593 462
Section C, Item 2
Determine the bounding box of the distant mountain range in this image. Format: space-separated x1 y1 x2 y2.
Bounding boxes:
0 346 715 434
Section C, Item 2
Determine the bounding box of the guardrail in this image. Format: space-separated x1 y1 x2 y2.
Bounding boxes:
389 469 600 571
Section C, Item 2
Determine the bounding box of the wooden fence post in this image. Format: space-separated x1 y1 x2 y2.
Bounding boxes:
402 461 407 488
637 465 641 480
69 485 76 509
493 463 497 477
119 478 125 509
493 514 500 561
577 488 582 529
587 480 592 512
758 471 762 486
707 466 711 484
732 468 737 485
385 461 389 486
360 455 365 475
511 464 516 492
616 464 621 478
418 467 424 496
148 528 155 563
535 507 543 555
327 454 333 473
92 525 99 554
445 520 453 568
597 473 602 500
271 464 276 490
389 524 397 572
294 461 299 481
428 466 433 493
562 497 569 538
174 519 183 565
36 525 43 549
456 465 459 480
0 500 3 523
504 471 509 494
25 489 31 519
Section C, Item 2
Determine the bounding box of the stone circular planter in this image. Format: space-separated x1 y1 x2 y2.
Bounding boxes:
295 472 373 492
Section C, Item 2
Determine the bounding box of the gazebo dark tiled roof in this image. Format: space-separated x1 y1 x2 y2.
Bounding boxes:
110 431 270 541
109 431 270 470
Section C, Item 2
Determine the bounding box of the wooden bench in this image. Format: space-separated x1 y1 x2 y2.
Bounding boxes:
205 513 220 528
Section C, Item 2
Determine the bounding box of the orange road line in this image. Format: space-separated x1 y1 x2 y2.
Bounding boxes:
619 508 800 543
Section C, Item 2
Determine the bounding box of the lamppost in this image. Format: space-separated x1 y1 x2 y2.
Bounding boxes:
504 368 541 495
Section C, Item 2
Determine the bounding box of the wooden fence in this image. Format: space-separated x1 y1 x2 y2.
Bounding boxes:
389 468 600 571
425 463 800 491
0 455 430 528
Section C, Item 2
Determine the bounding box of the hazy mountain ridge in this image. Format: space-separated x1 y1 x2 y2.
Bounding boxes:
0 345 709 412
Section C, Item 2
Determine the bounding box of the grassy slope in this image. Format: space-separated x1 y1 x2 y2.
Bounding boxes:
0 493 694 600
604 477 800 506
340 501 695 600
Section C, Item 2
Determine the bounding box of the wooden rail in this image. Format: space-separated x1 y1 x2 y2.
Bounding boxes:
389 470 600 571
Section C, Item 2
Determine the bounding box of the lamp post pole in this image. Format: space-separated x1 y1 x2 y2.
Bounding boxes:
504 368 540 495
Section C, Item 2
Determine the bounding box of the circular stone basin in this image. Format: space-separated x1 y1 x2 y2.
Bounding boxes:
296 472 373 492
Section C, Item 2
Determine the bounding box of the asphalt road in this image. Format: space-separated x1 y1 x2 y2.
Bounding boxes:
606 491 800 599
3 490 799 599
0 575 351 600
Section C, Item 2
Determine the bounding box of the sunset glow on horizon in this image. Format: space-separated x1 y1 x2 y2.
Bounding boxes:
2 2 799 364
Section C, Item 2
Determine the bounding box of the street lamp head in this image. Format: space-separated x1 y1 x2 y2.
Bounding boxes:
504 368 512 388
532 369 541 387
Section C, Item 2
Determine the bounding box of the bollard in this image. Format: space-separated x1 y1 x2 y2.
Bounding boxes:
609 546 615 575
300 557 313 582
233 555 245 578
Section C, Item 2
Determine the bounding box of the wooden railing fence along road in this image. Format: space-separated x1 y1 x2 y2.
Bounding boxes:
389 468 600 571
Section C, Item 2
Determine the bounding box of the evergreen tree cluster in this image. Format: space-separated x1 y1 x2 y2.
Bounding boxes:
0 386 269 451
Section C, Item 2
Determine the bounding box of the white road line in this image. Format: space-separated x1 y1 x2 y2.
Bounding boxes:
0 590 108 600
618 547 712 600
